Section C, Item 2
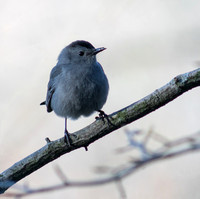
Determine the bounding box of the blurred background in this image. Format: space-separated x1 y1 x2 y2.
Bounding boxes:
1 0 200 198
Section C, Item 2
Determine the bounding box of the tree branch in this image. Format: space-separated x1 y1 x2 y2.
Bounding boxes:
1 68 200 194
3 130 200 198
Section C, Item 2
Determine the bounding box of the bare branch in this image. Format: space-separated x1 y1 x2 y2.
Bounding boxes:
1 68 200 194
115 180 127 199
3 131 200 198
54 165 68 184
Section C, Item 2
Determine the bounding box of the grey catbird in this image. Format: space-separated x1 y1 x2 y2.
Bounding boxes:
41 40 109 146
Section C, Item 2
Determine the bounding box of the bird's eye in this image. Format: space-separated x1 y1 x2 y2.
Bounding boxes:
79 51 84 56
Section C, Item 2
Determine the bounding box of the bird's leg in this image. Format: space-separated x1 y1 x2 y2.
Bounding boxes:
64 118 88 151
95 110 115 127
64 118 71 146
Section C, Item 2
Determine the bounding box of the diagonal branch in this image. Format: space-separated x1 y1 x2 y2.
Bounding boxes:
1 68 200 194
3 131 200 198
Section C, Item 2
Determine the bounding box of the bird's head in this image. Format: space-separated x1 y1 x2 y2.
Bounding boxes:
58 40 106 66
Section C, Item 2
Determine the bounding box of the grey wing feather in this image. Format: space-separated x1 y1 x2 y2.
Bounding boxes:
45 64 63 112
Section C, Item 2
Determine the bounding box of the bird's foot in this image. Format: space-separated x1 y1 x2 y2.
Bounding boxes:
95 110 115 127
95 110 107 123
64 130 71 147
64 130 88 151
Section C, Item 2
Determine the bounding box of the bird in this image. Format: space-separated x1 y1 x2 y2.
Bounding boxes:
40 40 109 146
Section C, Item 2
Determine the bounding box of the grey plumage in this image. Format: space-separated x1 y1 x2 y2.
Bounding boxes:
41 40 109 139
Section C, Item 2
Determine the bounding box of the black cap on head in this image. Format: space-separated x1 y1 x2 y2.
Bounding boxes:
70 40 95 49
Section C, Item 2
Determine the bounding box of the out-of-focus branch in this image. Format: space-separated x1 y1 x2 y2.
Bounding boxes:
3 131 200 198
1 68 200 194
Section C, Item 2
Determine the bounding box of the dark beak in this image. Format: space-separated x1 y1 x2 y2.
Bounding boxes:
92 47 106 55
